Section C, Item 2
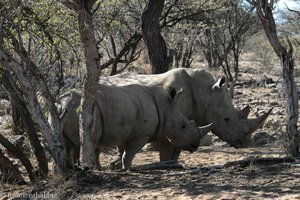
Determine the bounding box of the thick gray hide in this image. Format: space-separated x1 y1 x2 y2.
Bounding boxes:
58 84 209 170
100 68 272 161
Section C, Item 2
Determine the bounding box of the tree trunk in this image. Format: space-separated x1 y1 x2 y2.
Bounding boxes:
255 0 299 156
0 51 70 174
181 41 193 68
10 104 24 135
1 71 48 177
281 50 299 156
59 0 102 168
142 0 169 74
233 45 240 81
0 11 68 174
0 150 25 184
77 8 101 167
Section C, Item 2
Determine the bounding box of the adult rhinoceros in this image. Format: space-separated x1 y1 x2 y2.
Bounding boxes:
100 68 272 161
57 84 212 170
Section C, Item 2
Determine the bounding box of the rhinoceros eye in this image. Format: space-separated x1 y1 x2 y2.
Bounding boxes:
224 117 230 122
181 123 187 130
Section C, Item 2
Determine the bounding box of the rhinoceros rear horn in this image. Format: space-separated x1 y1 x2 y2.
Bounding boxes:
212 76 226 90
198 123 213 136
247 107 273 134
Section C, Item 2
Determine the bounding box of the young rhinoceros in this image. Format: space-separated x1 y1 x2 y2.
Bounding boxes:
57 85 212 170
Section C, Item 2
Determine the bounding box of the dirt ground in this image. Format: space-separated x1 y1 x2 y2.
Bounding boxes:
1 60 300 200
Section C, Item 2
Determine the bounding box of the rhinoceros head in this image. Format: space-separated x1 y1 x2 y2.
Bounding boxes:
163 87 212 152
205 77 272 148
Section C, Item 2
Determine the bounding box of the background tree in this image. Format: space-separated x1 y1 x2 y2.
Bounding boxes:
250 0 299 157
201 0 259 82
142 0 170 74
1 70 48 178
0 0 70 174
59 0 103 167
93 0 144 75
161 0 217 69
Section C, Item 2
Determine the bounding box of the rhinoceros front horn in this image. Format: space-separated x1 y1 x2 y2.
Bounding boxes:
198 123 213 137
247 107 273 134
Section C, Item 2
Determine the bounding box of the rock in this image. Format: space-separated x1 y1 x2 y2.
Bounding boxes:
270 88 278 93
257 75 274 87
251 131 269 147
267 83 277 88
199 134 213 146
269 101 279 106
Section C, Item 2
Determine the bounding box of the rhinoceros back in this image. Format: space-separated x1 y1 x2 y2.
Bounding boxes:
95 84 161 147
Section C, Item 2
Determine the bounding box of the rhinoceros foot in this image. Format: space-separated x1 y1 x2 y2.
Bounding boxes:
110 160 122 170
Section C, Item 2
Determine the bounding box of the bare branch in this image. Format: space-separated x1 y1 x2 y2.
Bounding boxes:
285 3 300 17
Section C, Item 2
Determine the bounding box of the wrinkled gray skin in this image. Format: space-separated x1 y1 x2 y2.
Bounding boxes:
100 68 272 161
57 84 211 170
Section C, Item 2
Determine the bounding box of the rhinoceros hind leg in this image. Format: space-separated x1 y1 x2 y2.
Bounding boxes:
73 147 80 165
110 146 124 170
110 160 122 170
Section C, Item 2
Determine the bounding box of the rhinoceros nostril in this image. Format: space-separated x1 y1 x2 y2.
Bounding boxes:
190 143 198 150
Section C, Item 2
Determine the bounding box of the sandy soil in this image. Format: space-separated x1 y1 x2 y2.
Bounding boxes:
1 62 300 200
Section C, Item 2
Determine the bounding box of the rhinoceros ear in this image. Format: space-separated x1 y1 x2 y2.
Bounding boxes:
168 86 183 101
212 76 226 90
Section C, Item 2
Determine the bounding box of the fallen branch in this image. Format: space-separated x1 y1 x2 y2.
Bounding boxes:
222 157 296 168
166 157 296 176
132 160 184 171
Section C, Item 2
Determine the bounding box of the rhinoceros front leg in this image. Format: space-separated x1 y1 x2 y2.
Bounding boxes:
158 136 181 162
63 135 80 166
122 137 150 171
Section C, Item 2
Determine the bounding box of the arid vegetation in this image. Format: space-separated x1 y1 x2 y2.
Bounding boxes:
0 0 300 199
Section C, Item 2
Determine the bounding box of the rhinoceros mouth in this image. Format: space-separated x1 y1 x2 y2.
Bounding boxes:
229 136 252 148
185 143 199 152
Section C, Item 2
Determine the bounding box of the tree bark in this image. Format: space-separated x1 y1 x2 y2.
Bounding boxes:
0 150 25 184
77 7 101 167
254 0 299 156
10 103 24 135
0 6 69 174
142 0 169 74
60 0 106 167
0 50 70 174
281 47 299 156
1 71 48 177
